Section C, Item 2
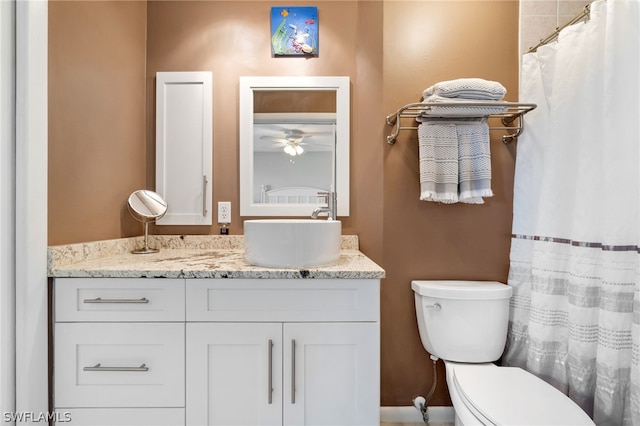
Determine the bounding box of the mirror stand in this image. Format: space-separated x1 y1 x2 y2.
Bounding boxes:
133 221 159 254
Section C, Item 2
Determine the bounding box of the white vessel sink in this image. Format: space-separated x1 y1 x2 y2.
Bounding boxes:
244 219 341 268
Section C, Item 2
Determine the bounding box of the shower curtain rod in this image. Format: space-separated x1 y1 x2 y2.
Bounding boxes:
528 3 591 53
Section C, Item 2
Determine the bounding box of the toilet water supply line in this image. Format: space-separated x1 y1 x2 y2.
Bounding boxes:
413 355 439 424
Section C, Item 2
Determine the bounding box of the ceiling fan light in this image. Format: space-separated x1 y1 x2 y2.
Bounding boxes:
284 145 296 156
295 145 304 155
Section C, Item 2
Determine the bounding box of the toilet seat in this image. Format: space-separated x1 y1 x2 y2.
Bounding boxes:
449 363 595 426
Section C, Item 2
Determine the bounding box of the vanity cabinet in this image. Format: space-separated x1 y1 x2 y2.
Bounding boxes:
185 279 380 426
53 277 380 426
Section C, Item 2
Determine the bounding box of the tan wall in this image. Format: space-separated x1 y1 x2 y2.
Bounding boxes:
48 0 147 245
381 1 519 405
48 0 518 408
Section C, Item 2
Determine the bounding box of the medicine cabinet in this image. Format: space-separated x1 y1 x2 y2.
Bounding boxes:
156 71 213 225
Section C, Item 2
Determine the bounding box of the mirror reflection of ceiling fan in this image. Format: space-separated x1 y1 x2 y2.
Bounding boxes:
254 123 335 155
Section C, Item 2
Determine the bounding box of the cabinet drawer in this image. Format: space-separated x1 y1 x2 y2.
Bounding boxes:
186 279 380 322
55 278 185 322
54 323 185 408
55 408 185 426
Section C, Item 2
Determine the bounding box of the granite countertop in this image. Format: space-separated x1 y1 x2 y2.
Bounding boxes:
48 235 385 280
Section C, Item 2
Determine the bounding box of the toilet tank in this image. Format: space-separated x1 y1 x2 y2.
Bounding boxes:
412 280 512 363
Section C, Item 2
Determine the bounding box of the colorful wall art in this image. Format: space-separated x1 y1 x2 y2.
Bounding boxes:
271 6 318 56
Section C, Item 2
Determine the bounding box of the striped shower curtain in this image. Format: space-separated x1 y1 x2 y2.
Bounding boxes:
504 0 640 424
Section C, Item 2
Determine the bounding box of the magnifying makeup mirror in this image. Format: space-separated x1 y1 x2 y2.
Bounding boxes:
127 190 168 254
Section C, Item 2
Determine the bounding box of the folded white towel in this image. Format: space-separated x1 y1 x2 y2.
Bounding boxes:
418 121 493 204
418 95 507 117
423 78 507 100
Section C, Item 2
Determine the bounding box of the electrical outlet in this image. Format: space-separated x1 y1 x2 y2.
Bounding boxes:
218 201 231 224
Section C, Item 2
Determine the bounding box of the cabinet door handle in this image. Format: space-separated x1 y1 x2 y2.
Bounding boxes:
202 175 208 217
291 339 296 404
83 297 149 304
83 363 149 372
268 339 273 404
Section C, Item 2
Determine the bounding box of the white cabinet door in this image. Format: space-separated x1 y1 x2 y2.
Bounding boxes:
283 322 380 426
186 323 283 426
186 321 379 426
156 71 212 225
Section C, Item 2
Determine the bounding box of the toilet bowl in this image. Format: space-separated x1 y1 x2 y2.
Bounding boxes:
412 280 595 426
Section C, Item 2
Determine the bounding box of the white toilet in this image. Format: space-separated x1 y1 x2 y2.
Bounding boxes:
412 280 595 426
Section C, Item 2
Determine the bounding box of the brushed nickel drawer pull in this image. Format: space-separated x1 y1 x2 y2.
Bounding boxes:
83 297 149 304
83 363 149 372
291 339 296 404
268 339 273 404
202 175 208 217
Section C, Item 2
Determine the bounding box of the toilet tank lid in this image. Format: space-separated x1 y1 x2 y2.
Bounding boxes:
411 280 512 300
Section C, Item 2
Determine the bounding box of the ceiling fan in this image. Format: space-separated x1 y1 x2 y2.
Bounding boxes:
257 126 334 156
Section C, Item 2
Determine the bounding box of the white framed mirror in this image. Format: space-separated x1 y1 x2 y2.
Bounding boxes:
239 76 350 217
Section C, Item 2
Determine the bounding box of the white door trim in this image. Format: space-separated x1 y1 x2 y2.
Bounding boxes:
0 0 16 418
15 0 48 418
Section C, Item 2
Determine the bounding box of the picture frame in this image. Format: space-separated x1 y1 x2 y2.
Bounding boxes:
270 6 319 57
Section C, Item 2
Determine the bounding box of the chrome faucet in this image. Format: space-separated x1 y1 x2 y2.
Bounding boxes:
311 191 337 220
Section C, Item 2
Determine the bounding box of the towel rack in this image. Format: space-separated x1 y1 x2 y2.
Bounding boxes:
385 102 537 144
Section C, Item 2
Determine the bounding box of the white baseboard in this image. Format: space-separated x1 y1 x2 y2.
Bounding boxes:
380 406 455 423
